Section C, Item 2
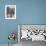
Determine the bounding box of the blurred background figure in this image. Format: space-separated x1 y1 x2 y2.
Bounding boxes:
7 7 15 18
8 32 16 46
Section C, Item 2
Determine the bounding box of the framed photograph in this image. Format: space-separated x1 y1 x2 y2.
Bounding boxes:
18 24 46 42
5 5 16 19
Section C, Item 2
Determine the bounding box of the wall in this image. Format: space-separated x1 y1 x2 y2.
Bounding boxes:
0 0 46 44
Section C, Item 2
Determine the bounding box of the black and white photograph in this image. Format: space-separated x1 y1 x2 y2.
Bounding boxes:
18 24 46 46
5 5 16 19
